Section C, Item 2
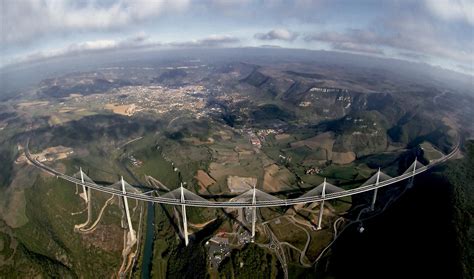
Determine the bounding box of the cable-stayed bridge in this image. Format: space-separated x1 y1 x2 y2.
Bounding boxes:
25 139 459 246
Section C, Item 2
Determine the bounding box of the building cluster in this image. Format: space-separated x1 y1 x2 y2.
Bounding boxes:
128 155 143 167
256 128 281 138
69 84 210 117
309 87 348 93
206 233 232 269
245 129 262 148
243 128 284 149
205 227 252 269
305 167 321 175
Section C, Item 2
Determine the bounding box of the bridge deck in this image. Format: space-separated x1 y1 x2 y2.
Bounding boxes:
25 139 459 208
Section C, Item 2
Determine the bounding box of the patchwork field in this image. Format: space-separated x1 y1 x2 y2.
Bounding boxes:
105 103 137 116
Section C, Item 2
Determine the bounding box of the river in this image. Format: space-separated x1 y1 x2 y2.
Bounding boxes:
141 202 155 278
117 154 156 278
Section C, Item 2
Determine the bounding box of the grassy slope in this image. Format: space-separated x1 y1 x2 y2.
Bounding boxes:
12 175 123 277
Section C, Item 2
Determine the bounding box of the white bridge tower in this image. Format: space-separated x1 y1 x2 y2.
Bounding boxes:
251 186 257 241
121 176 136 243
180 183 189 246
317 178 327 230
79 167 88 203
371 168 381 211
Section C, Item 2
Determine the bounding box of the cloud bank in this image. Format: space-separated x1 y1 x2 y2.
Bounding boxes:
170 35 240 47
8 34 240 66
1 0 190 45
1 0 472 74
254 29 299 41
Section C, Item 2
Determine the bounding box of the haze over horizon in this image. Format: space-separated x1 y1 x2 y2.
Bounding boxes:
1 0 473 75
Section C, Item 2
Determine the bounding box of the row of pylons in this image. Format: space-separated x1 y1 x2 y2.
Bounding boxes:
73 158 424 246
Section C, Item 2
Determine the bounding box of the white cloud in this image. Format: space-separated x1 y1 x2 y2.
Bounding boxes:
210 0 252 8
6 33 240 66
332 42 384 55
457 63 474 74
198 34 240 46
1 0 190 45
255 29 299 41
8 33 159 66
1 0 472 74
16 40 118 64
424 0 474 25
305 24 473 64
398 51 429 60
170 34 240 47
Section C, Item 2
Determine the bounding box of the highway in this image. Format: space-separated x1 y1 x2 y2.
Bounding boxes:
25 139 459 208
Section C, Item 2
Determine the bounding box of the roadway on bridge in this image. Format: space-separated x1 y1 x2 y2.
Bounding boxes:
24 139 459 208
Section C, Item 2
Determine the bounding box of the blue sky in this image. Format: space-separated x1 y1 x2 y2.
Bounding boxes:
1 0 473 74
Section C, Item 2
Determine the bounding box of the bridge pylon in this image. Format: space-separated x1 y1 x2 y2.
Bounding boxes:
180 183 189 246
79 167 88 203
360 168 391 211
371 168 381 211
403 156 424 176
317 178 327 230
412 157 417 175
408 156 424 174
299 178 343 230
251 186 257 241
403 157 424 189
121 176 136 243
161 185 209 246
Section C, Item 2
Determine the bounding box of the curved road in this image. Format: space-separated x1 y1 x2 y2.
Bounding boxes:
25 139 459 208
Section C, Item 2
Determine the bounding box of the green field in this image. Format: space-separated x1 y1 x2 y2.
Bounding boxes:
420 141 444 161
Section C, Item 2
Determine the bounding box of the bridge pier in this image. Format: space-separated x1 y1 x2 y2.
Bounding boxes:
79 167 88 203
251 186 257 241
408 157 418 189
121 177 136 243
412 157 418 175
371 189 378 211
317 178 327 230
370 168 381 211
180 184 189 246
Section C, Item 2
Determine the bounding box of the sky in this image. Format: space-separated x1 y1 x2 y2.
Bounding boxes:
1 0 473 75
